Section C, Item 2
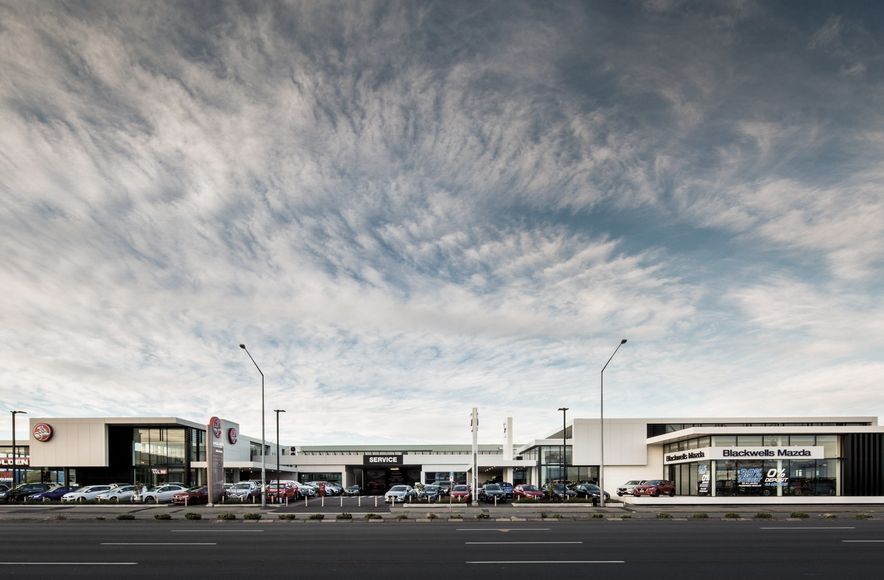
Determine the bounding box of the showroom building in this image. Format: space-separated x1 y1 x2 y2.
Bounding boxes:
8 414 884 500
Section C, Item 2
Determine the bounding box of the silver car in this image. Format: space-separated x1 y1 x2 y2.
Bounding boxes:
384 485 415 504
98 485 137 503
136 484 188 504
617 480 646 496
61 485 114 503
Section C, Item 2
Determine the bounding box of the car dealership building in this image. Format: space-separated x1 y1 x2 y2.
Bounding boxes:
5 414 884 501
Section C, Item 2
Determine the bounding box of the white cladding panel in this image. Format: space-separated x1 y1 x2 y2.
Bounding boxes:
572 419 648 466
28 419 108 467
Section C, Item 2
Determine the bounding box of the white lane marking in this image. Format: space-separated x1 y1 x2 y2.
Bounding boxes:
466 541 582 545
0 562 138 566
456 528 551 532
760 527 856 530
467 560 624 565
843 540 884 543
170 529 264 533
101 542 217 546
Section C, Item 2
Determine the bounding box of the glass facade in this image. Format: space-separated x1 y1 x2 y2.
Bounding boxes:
667 434 841 496
132 426 198 486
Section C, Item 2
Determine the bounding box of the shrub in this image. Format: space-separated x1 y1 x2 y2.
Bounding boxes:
790 512 809 519
656 512 672 519
856 513 873 520
476 513 490 520
692 512 709 519
244 513 262 520
620 515 632 519
426 513 438 520
184 512 202 520
217 512 237 520
364 513 382 520
154 513 172 520
53 514 67 521
337 513 353 520
395 514 408 521
724 513 741 519
592 513 604 519
308 514 325 520
822 513 838 519
754 512 773 519
278 514 297 520
116 514 135 520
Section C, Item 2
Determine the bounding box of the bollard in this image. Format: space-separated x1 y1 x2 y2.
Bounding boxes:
340 496 343 508
321 495 325 508
286 497 289 507
494 496 497 507
358 495 362 508
305 495 308 508
374 496 378 508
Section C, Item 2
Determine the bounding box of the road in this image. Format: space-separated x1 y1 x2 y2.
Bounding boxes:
1 518 883 579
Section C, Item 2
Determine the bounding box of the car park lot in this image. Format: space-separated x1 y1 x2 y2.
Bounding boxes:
2 514 884 579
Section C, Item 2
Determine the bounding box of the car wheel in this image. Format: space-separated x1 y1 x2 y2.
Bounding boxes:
77 497 86 503
146 496 156 504
669 491 675 497
653 491 660 497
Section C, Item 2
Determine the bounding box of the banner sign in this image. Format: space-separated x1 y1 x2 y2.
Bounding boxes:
363 454 402 466
664 446 824 465
207 417 225 504
0 457 30 467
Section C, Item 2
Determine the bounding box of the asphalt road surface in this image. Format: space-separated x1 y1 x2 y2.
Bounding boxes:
2 519 883 579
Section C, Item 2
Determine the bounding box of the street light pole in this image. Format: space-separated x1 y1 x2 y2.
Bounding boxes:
599 339 627 508
10 410 27 487
557 408 568 483
273 409 285 481
239 344 266 508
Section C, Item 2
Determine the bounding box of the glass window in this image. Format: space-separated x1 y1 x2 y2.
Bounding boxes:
737 435 762 446
789 435 815 447
715 435 737 447
816 435 838 457
762 435 781 446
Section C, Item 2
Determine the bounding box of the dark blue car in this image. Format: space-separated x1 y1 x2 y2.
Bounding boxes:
27 486 77 502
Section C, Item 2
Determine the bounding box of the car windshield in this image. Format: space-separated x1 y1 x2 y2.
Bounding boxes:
424 485 438 491
521 485 538 491
390 486 407 492
453 485 468 492
626 480 641 485
485 484 501 491
234 483 252 489
646 480 663 485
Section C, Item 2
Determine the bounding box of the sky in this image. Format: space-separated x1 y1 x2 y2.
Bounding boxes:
1 0 883 447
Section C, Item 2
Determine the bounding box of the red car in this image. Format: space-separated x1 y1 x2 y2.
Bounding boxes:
513 484 544 499
632 480 676 497
172 486 209 505
450 484 471 502
266 483 299 502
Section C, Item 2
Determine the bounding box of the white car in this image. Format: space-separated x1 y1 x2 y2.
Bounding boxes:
98 485 137 503
136 484 188 504
384 485 415 503
616 480 646 496
61 485 114 503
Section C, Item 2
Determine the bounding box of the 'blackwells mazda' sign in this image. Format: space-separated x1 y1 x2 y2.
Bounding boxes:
363 454 403 466
664 446 824 464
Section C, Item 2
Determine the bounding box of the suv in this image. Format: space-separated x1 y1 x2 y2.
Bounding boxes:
632 480 676 497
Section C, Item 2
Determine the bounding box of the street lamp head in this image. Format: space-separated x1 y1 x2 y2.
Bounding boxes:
12 410 27 414
557 407 569 412
620 339 627 344
239 344 246 349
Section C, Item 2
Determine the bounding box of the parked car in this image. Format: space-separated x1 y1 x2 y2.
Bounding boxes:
498 481 514 498
633 480 676 497
172 486 209 505
418 484 442 501
136 484 188 503
226 482 261 502
98 485 138 503
384 485 415 503
513 484 544 500
546 483 578 501
479 483 508 503
617 480 646 496
27 485 78 502
432 481 453 496
450 484 471 502
343 485 363 496
294 482 316 497
572 483 611 504
266 483 299 502
62 485 114 503
2 483 51 503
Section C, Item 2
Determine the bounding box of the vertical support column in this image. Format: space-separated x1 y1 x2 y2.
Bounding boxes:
711 460 717 497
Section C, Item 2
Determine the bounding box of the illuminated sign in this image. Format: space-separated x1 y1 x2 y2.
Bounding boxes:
33 423 53 442
363 454 402 466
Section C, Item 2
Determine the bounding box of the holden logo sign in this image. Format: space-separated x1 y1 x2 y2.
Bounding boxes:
33 423 53 442
209 416 222 439
228 427 238 444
